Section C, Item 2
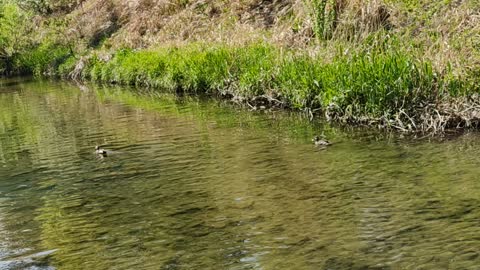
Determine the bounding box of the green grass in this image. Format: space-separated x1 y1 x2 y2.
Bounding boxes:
2 0 480 132
8 37 476 129
56 42 464 123
83 45 278 97
14 44 71 76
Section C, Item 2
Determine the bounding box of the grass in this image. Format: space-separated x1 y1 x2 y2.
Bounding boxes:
3 0 480 133
6 35 478 133
81 45 278 97
38 40 466 132
14 44 72 76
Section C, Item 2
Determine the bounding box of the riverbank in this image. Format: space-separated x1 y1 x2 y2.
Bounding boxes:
12 41 480 134
2 0 480 134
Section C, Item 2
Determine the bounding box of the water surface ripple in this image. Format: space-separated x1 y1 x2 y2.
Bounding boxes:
0 78 480 269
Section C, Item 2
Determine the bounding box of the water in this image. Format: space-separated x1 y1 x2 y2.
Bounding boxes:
1 78 480 269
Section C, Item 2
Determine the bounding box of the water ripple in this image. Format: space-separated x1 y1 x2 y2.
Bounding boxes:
1 80 480 269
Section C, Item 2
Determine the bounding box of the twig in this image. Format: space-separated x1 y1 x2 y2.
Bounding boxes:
400 109 417 130
246 101 255 110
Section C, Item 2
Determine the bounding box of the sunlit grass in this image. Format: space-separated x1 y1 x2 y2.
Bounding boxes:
66 41 469 124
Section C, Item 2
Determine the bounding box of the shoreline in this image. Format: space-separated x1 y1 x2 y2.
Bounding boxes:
6 43 480 135
2 1 480 134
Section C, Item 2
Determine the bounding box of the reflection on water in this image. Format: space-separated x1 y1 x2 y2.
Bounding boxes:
1 78 480 269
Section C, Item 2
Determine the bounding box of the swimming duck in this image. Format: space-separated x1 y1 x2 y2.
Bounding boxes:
95 145 108 157
312 136 331 146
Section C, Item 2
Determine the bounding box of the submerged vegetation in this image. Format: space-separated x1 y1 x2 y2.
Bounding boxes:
1 0 480 133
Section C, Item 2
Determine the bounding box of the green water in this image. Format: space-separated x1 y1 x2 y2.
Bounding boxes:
0 78 480 270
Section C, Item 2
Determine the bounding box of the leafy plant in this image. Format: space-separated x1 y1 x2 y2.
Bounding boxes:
0 1 33 74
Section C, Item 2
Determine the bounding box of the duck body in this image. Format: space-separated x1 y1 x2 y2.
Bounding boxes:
95 146 109 157
313 136 331 146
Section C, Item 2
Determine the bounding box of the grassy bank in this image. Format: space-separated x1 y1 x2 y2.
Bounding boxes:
46 42 479 133
2 0 480 133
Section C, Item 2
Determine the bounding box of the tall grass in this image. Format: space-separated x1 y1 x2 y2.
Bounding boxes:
306 0 337 40
54 42 467 124
82 45 278 97
5 36 477 131
275 50 443 120
14 44 71 76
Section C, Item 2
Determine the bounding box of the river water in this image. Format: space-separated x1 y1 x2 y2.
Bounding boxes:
0 77 480 269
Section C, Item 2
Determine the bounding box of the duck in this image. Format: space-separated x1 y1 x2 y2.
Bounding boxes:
95 145 108 157
312 135 332 146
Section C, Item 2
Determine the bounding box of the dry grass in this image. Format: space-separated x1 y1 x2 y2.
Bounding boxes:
62 0 299 49
386 0 480 76
48 0 401 55
333 0 390 39
27 0 480 73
